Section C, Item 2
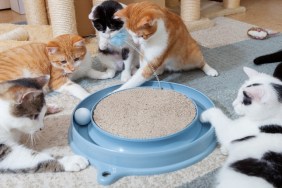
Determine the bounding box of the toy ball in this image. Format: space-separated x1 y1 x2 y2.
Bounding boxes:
74 108 91 126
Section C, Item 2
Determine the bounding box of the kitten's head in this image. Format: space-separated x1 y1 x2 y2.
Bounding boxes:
0 76 49 134
46 34 86 75
232 67 282 120
89 1 124 38
114 2 163 45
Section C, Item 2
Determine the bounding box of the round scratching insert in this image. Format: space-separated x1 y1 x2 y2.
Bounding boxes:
93 88 196 139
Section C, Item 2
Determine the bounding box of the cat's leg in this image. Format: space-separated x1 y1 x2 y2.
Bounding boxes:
114 68 149 92
200 108 232 155
201 62 219 77
56 80 90 100
0 144 89 173
86 68 116 80
121 49 134 82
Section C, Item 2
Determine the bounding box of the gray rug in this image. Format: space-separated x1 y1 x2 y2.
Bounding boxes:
4 35 281 188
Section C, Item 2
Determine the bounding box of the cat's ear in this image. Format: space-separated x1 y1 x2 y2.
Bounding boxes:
114 8 128 21
137 16 155 28
88 6 97 20
73 39 85 48
16 90 43 104
244 86 265 103
243 67 260 78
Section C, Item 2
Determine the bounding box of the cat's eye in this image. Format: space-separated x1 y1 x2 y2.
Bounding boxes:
28 114 39 120
61 60 67 64
74 58 80 61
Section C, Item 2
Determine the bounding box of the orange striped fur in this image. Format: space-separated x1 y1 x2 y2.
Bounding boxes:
0 34 86 93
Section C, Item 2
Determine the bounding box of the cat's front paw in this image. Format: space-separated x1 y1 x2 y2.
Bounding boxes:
220 146 229 156
200 108 222 123
46 104 63 115
121 71 131 82
59 155 89 172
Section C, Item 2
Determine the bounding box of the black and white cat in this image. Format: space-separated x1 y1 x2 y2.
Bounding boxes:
201 67 282 188
88 0 138 82
0 76 89 173
254 50 282 81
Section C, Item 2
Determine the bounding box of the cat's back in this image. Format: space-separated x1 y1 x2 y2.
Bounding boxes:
0 43 50 82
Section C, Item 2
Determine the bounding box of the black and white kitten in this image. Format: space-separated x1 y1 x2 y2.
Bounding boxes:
254 50 282 81
88 0 138 82
201 67 282 188
0 76 89 173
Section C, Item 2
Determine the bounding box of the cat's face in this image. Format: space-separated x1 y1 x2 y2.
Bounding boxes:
46 34 87 75
114 2 161 45
0 76 48 134
232 67 282 120
89 1 124 39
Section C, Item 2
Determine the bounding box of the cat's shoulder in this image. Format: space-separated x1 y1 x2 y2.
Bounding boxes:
0 42 47 56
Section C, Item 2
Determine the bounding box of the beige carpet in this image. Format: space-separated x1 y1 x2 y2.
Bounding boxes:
0 17 255 188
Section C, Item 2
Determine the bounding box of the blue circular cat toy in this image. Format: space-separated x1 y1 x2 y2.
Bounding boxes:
68 81 216 185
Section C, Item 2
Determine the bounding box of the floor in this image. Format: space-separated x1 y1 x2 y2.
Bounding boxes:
0 0 281 31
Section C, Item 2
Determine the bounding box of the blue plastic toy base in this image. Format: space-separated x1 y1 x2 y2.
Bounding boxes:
68 81 217 185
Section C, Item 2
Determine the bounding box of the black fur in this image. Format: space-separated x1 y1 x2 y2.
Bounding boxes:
246 83 261 87
243 91 252 105
254 50 282 81
231 136 256 143
8 78 44 90
260 124 282 134
91 0 124 33
272 83 282 102
254 51 282 65
121 48 129 60
98 48 119 55
230 151 282 188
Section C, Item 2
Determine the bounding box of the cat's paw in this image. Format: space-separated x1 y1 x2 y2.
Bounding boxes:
202 64 219 77
59 155 89 172
121 71 131 82
46 104 63 115
220 146 229 156
200 108 221 123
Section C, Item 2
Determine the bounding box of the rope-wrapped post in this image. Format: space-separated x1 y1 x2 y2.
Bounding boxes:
181 0 201 22
0 28 29 41
48 0 78 37
223 0 240 9
92 0 107 6
23 0 48 25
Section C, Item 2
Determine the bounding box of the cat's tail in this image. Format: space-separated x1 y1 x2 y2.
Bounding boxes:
254 50 282 65
230 152 282 187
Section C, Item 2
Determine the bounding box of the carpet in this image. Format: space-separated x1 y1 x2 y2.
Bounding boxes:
1 18 281 188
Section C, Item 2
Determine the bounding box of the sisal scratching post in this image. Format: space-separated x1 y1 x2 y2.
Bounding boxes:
23 0 48 25
223 0 240 9
0 28 29 41
181 0 200 22
92 0 106 6
48 0 78 37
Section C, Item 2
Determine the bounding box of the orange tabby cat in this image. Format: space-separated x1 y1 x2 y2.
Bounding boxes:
0 34 101 100
114 1 218 91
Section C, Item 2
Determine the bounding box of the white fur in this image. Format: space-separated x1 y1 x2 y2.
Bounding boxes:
200 67 282 188
115 19 168 92
0 99 89 172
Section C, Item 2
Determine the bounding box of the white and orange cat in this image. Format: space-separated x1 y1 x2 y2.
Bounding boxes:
114 1 218 91
0 34 103 100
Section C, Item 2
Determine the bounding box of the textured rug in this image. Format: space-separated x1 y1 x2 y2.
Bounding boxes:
0 17 281 188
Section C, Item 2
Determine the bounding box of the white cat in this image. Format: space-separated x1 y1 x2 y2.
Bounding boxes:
0 76 89 173
201 67 282 188
88 1 138 82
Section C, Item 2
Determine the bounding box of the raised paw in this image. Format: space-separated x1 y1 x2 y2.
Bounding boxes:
59 155 89 172
121 70 131 82
46 104 63 115
220 146 229 156
200 107 221 123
